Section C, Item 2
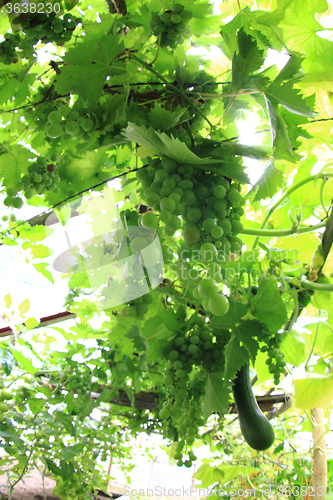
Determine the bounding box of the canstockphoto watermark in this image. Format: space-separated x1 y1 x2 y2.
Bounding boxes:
46 189 164 311
122 486 256 497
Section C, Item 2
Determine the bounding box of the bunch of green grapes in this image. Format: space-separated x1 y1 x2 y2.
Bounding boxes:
261 335 286 386
151 3 193 48
0 33 20 65
3 155 60 211
45 102 95 142
158 327 231 465
68 370 93 395
192 276 229 316
120 293 153 319
136 156 245 265
13 12 80 46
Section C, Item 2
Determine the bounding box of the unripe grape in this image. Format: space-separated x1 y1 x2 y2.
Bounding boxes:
198 278 219 298
48 110 62 124
208 294 229 316
160 197 176 212
213 185 226 199
183 227 200 244
141 212 158 229
12 197 24 209
202 218 216 232
211 226 223 239
187 208 202 222
46 123 62 139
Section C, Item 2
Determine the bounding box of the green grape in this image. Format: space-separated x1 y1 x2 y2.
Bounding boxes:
159 407 170 419
65 121 80 135
82 118 94 131
141 212 158 229
166 215 181 231
130 237 147 253
180 10 193 21
46 123 62 139
68 110 80 120
142 293 153 304
202 297 211 312
175 369 185 378
136 303 149 315
172 3 184 13
211 226 223 239
213 185 226 199
160 210 171 223
171 14 182 23
2 215 9 221
182 190 196 205
155 23 166 34
155 169 168 182
192 287 202 299
160 12 171 23
160 197 176 212
198 278 218 298
127 306 138 317
208 294 229 316
188 344 198 354
231 220 243 234
202 218 216 232
183 227 200 244
4 197 14 207
197 186 209 199
230 241 241 253
6 187 17 197
187 208 202 222
227 188 243 207
218 219 231 234
200 242 217 261
34 173 42 183
163 178 176 190
15 182 24 191
162 158 177 173
12 197 24 209
48 110 62 124
169 350 180 361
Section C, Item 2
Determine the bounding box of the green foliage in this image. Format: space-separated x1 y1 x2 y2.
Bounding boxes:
0 0 333 496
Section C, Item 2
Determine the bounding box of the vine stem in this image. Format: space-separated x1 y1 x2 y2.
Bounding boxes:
251 171 333 250
305 312 321 371
300 277 333 292
129 53 215 131
242 221 327 237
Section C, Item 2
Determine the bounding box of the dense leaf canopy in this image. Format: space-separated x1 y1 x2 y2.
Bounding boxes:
0 0 333 497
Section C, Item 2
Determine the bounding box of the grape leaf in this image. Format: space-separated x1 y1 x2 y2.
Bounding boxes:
0 347 15 375
54 34 125 102
294 375 333 409
232 28 265 91
32 263 54 284
0 146 31 186
4 294 11 308
223 320 260 382
149 104 189 131
253 274 288 332
265 96 295 160
18 299 30 317
266 76 316 117
203 372 230 420
248 160 284 201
